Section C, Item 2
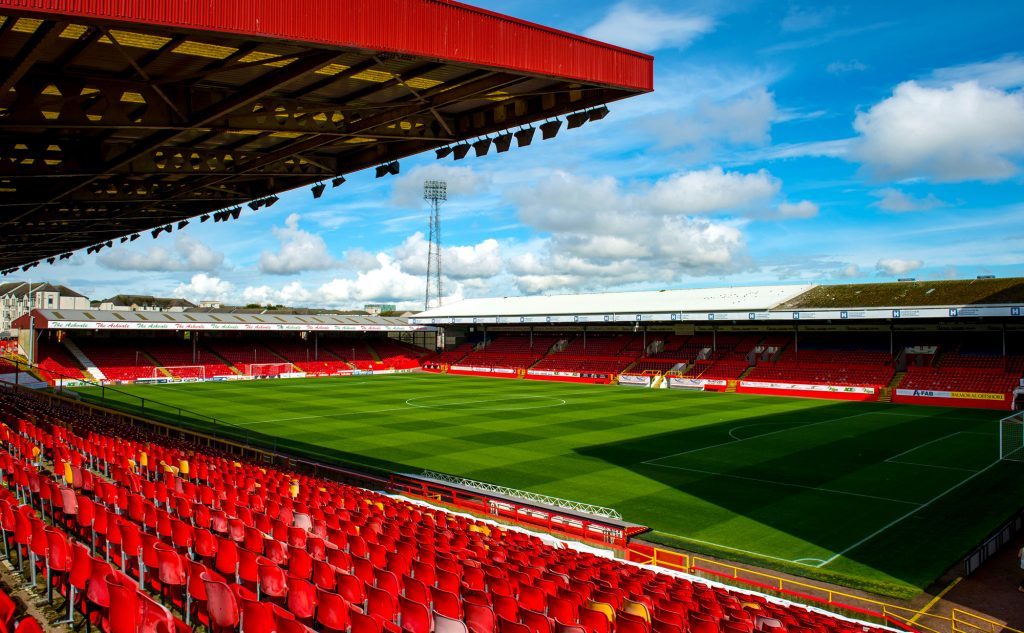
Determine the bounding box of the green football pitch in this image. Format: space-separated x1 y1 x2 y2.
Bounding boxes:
72 373 1024 598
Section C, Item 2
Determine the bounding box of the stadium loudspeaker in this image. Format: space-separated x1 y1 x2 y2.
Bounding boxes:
473 138 492 157
540 120 562 140
566 112 589 129
515 127 536 147
311 182 326 199
589 106 610 121
332 176 346 187
493 133 513 153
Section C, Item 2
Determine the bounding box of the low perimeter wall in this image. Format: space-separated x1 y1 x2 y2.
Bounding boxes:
736 380 879 402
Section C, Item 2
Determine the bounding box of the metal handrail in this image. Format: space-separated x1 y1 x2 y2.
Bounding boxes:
419 469 622 520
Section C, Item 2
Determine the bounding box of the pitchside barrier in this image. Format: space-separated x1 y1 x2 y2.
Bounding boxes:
626 543 1024 633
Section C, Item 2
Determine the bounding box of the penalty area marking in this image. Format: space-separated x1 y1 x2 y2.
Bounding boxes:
405 394 567 411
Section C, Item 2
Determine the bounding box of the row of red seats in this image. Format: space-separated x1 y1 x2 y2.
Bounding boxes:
0 389 888 633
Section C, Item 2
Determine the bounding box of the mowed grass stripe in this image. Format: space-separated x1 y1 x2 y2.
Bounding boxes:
74 373 1024 599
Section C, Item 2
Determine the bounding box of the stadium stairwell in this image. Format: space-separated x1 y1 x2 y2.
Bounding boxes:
202 345 243 375
61 338 106 382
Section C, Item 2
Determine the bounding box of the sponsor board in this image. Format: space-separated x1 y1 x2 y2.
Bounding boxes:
741 381 875 395
896 388 1004 401
527 370 582 378
667 378 728 390
618 374 652 387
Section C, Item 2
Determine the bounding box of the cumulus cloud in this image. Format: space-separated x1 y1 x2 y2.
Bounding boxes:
876 258 923 276
852 80 1024 182
98 235 223 272
395 233 502 280
173 273 232 301
241 281 312 307
391 164 489 207
583 3 713 52
870 188 948 213
776 200 820 218
834 264 863 279
259 214 339 275
319 254 432 304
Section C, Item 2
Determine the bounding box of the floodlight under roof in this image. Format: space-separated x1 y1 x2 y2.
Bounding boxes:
540 119 562 140
451 144 471 160
566 111 589 129
493 133 513 153
331 176 346 188
589 105 610 121
472 138 492 157
311 182 326 199
514 127 536 147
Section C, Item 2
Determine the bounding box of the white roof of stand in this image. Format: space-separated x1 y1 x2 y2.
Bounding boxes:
415 284 816 319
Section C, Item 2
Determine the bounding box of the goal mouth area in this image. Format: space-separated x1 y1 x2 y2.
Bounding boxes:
1000 411 1024 462
245 363 295 377
156 365 206 379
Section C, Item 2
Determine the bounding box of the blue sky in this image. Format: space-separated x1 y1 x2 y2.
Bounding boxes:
38 1 1024 309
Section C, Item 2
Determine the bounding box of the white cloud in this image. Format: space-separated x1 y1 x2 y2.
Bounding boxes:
173 273 232 301
240 281 312 306
876 258 923 276
98 235 224 272
646 87 778 152
928 54 1024 90
395 233 502 280
646 167 781 215
319 254 433 304
834 264 862 279
259 214 339 275
776 200 820 218
583 3 713 52
391 164 489 207
870 188 948 213
826 60 867 74
852 80 1024 182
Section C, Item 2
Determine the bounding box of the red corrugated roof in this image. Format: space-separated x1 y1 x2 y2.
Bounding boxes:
0 0 653 91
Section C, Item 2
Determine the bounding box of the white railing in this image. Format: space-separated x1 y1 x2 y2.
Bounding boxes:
419 470 622 520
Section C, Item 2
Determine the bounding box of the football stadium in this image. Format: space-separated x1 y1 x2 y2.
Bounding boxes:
0 2 1023 633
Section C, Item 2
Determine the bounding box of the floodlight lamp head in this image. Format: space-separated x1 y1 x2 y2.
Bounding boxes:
264 195 279 207
514 127 536 147
452 144 471 160
589 105 610 121
248 200 261 210
311 182 326 199
566 111 589 129
493 133 513 153
331 176 346 188
435 146 453 159
472 138 492 157
177 220 189 230
540 119 562 140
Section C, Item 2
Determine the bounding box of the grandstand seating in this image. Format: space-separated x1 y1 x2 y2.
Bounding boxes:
261 339 352 374
430 343 475 365
460 336 561 369
682 360 750 381
73 337 158 382
35 339 85 383
899 363 1022 394
203 338 284 372
142 339 232 379
745 363 894 387
0 387 891 633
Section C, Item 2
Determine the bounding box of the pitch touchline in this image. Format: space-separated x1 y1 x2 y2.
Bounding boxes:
816 458 1004 567
643 411 876 465
884 431 963 462
645 462 921 506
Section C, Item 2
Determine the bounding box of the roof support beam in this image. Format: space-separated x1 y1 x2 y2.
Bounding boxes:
0 20 61 96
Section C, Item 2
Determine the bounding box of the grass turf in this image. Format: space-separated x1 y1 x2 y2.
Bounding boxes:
72 373 1024 598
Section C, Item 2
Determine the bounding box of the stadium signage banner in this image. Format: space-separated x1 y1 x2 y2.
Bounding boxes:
742 381 875 394
895 388 1004 401
618 374 651 387
667 377 727 390
527 370 581 378
412 305 1024 325
42 320 433 333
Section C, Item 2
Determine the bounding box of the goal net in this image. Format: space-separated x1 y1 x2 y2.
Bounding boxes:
157 366 206 380
999 412 1024 462
246 363 293 377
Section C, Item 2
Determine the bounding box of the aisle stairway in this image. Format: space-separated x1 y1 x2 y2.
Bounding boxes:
62 338 106 382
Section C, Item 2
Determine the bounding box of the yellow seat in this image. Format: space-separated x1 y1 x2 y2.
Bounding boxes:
622 599 651 623
584 601 615 623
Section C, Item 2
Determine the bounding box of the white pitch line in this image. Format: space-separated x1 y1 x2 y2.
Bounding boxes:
885 460 978 473
643 411 876 465
658 534 824 567
884 432 963 463
816 458 1004 567
645 462 921 506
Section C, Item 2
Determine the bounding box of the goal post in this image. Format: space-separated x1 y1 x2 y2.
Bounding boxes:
245 362 293 377
1000 412 1024 462
157 365 206 380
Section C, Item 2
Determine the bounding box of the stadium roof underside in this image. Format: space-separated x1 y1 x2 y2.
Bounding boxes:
13 309 435 332
410 278 1024 324
0 0 653 272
